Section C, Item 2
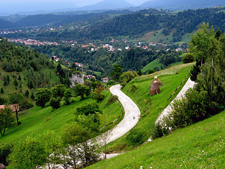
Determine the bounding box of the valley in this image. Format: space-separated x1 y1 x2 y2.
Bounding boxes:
0 1 225 168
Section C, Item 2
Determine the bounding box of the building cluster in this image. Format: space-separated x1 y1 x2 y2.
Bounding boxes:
7 38 59 46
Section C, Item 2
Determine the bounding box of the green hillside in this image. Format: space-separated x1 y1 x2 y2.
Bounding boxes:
141 59 163 73
101 63 194 152
87 109 225 168
0 90 121 144
0 38 61 102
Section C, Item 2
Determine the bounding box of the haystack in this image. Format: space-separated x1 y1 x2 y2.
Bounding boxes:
0 164 6 169
149 76 161 95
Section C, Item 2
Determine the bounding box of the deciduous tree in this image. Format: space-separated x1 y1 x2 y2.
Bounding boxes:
35 88 51 107
0 107 15 136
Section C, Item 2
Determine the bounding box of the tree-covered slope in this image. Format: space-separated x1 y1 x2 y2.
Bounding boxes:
0 18 16 29
0 38 60 102
20 7 225 42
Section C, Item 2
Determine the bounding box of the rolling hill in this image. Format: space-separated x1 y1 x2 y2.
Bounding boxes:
78 0 133 11
140 0 225 10
0 18 16 29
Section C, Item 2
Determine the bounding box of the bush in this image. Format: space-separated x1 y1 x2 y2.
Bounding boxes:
148 69 155 74
153 67 160 71
130 83 138 92
0 143 13 166
50 97 61 109
92 92 104 102
151 123 170 140
106 80 114 86
120 81 127 88
91 86 105 102
126 128 145 146
182 53 195 63
120 71 138 83
19 99 34 111
107 95 118 105
0 97 6 105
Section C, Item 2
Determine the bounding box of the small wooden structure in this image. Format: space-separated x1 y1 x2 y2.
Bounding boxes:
149 76 161 95
0 164 6 169
0 104 19 112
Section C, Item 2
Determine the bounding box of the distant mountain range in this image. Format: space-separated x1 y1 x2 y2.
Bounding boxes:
78 0 133 11
139 0 225 10
1 0 225 16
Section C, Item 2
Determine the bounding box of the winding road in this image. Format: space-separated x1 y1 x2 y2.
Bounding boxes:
102 84 141 143
155 78 196 124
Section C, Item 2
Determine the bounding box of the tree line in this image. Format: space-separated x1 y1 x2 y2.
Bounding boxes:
152 23 225 139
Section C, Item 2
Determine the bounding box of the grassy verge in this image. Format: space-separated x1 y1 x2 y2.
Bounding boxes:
87 109 225 168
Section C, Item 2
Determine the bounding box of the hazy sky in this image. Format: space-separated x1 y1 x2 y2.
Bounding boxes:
0 0 150 15
1 0 149 7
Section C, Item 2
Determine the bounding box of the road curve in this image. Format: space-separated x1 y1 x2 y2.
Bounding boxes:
156 78 196 124
105 84 141 143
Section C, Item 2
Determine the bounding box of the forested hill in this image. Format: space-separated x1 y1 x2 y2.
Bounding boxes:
0 38 71 105
15 14 67 27
0 18 16 29
0 10 131 29
30 7 225 42
139 0 225 10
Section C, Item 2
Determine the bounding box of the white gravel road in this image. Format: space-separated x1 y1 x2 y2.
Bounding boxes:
156 78 196 124
105 84 141 143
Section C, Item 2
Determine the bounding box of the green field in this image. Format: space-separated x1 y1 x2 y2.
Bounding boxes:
141 59 163 73
87 109 225 168
0 90 121 144
94 71 102 76
101 63 194 152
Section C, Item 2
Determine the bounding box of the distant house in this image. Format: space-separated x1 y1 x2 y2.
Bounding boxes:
125 46 130 50
176 48 183 52
82 45 89 48
84 75 96 80
0 104 19 112
142 46 148 50
101 77 109 83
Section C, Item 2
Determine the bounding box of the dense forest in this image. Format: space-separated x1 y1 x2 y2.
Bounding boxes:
32 44 182 77
3 7 225 43
0 10 131 29
0 38 75 107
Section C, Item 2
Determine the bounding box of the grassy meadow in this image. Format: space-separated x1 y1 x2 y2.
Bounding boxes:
0 90 121 144
87 109 225 168
141 59 163 73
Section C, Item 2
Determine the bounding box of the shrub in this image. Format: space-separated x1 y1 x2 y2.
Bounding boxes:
153 67 160 71
182 53 195 63
106 80 114 86
120 81 127 88
91 86 105 102
148 69 155 74
19 99 34 111
92 92 104 102
0 97 6 105
50 97 61 109
0 143 13 166
126 128 145 146
151 123 170 140
130 83 138 92
107 95 118 105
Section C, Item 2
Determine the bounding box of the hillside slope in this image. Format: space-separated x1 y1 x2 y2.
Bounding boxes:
0 38 60 102
87 109 225 168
